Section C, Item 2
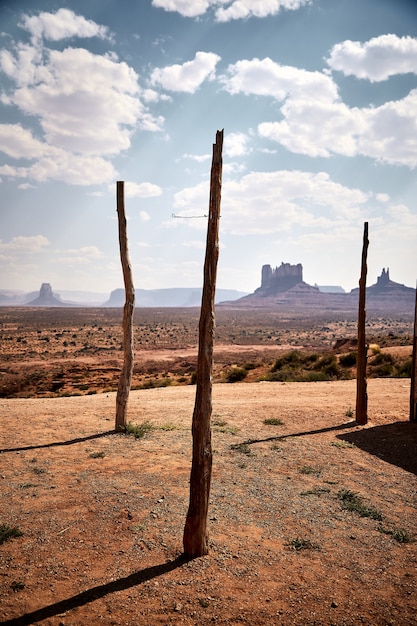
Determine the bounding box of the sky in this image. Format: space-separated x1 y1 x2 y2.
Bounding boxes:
0 0 417 296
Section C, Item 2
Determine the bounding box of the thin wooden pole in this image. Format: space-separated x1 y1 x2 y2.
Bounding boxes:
356 221 369 425
183 130 223 557
410 283 417 422
115 181 135 431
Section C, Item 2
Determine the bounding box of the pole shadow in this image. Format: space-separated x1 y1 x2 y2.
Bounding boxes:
242 420 356 446
336 421 417 475
0 430 117 454
1 555 190 625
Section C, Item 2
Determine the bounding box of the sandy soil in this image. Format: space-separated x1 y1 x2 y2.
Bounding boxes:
1 378 416 625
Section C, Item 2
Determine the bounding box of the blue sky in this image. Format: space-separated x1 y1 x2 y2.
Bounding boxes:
1 0 416 296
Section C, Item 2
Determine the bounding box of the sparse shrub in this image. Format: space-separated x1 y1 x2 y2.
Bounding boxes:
230 442 253 456
287 537 319 551
337 489 383 521
331 440 355 449
396 359 412 378
345 407 354 418
272 351 301 372
0 524 23 544
263 417 284 425
226 367 247 383
378 525 413 543
369 343 381 355
124 420 154 439
339 351 357 367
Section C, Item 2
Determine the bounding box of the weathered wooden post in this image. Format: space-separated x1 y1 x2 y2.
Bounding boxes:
183 130 223 557
410 283 417 422
356 221 369 425
115 181 135 431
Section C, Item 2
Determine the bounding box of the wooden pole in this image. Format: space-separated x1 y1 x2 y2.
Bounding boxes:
183 130 223 557
115 181 135 431
356 222 369 425
410 283 417 422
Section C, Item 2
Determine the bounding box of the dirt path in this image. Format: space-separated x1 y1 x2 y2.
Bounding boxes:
1 379 416 625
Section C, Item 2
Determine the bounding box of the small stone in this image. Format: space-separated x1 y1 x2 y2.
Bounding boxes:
331 601 338 608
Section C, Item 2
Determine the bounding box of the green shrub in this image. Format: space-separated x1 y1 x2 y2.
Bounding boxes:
337 489 383 521
124 421 154 439
226 367 247 383
339 351 357 367
0 524 23 544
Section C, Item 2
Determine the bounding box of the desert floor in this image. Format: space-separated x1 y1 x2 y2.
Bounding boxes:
1 376 416 625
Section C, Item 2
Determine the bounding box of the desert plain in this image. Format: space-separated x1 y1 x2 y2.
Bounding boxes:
0 306 416 625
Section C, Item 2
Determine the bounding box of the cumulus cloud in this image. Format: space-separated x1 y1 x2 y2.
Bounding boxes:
0 235 50 254
0 9 164 185
125 181 163 198
151 51 220 93
224 132 251 157
221 55 417 167
152 0 311 21
327 34 417 82
19 8 110 42
173 170 369 235
221 57 338 102
215 0 311 22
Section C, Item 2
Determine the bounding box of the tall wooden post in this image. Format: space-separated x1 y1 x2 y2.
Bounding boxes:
183 130 223 557
410 283 417 422
356 222 369 425
115 181 135 431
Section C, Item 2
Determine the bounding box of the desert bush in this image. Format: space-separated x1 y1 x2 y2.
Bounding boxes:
0 524 23 544
339 351 357 367
337 489 383 521
226 367 248 383
124 421 154 439
266 350 346 382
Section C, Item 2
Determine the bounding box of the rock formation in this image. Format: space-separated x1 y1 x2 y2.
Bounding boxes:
219 263 415 314
255 262 319 296
27 283 67 307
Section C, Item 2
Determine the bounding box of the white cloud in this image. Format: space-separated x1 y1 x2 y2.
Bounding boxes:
0 11 165 185
0 124 48 159
125 181 163 198
221 57 338 102
221 57 417 167
258 100 365 158
327 34 417 82
0 151 116 185
0 235 50 254
66 246 102 258
6 47 151 155
224 132 251 157
139 211 151 222
152 0 311 21
151 51 221 93
173 170 369 235
152 0 213 18
182 153 211 162
215 0 311 22
19 8 110 42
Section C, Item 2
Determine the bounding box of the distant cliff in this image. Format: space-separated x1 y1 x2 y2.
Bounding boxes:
103 287 248 307
220 263 415 314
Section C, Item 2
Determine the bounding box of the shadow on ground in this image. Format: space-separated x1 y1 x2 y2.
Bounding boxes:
337 421 417 475
1 555 190 625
